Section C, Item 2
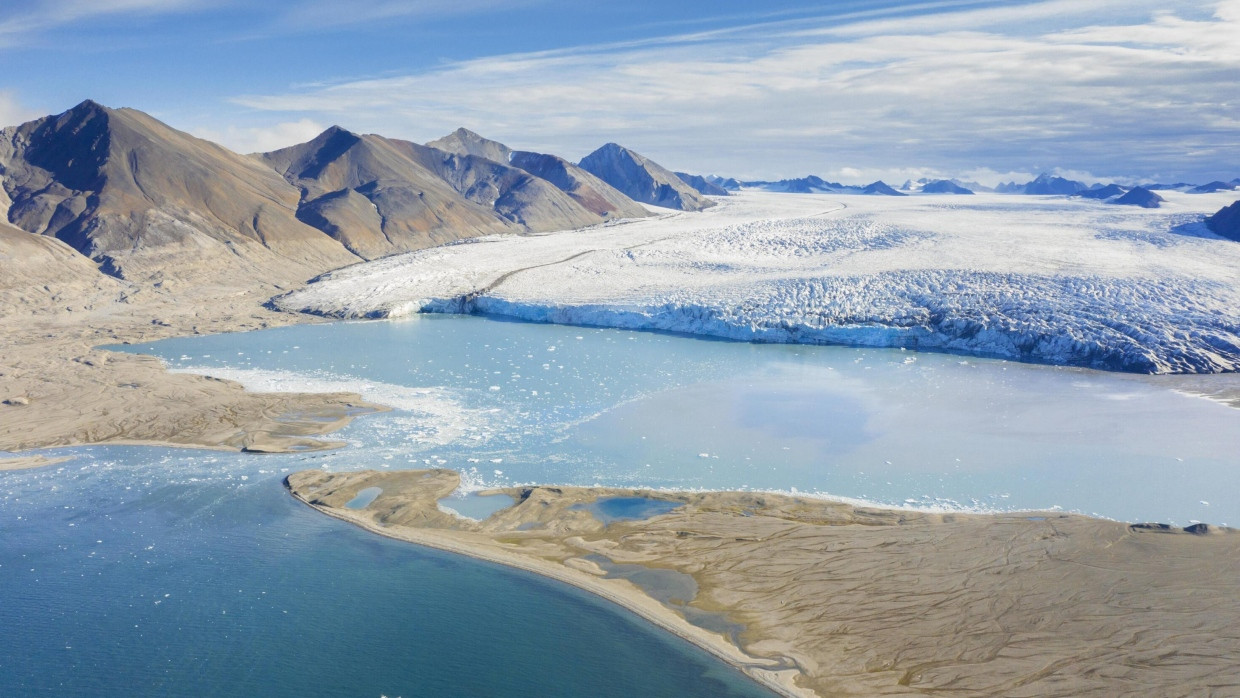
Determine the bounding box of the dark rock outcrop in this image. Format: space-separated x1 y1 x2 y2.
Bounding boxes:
862 181 906 196
1111 186 1164 208
1207 201 1240 241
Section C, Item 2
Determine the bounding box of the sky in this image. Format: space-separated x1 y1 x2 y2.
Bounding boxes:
0 0 1237 185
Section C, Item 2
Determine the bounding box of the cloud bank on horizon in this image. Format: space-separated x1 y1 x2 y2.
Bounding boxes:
1 0 1237 184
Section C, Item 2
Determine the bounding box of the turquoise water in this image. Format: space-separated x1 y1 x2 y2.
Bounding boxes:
345 486 382 509
574 497 683 525
111 314 1240 524
441 491 516 520
5 313 1240 696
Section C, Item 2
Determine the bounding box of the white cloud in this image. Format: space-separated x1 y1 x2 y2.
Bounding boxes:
279 0 545 28
0 90 39 129
228 0 1240 181
187 118 328 155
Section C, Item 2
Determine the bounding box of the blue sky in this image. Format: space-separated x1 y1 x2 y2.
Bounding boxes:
0 0 1237 184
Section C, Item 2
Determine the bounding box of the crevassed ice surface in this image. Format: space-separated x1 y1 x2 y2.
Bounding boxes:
275 191 1240 373
110 315 1240 525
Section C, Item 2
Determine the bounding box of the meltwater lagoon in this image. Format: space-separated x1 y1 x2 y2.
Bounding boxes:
4 313 1240 696
118 314 1240 524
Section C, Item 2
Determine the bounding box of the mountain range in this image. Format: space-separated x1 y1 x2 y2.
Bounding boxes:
0 101 718 288
3 100 1238 297
0 100 357 286
919 180 974 195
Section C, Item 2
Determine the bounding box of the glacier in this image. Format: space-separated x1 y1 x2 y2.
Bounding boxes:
272 191 1240 374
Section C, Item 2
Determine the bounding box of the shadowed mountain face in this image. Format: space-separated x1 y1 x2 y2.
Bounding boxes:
509 151 651 219
262 128 607 259
578 143 715 211
426 127 512 164
1112 186 1164 208
995 174 1088 195
1077 183 1128 200
1021 174 1087 195
0 101 360 285
862 181 906 196
674 172 729 196
1207 201 1240 241
1190 181 1238 194
920 180 973 195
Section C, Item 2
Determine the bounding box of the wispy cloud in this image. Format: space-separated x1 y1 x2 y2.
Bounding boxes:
277 0 546 28
0 0 207 46
228 0 1240 181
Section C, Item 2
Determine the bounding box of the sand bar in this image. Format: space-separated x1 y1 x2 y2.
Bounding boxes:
288 468 1240 698
0 454 72 471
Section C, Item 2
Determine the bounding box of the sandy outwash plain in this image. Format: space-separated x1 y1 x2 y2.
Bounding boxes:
0 224 382 456
289 468 1240 698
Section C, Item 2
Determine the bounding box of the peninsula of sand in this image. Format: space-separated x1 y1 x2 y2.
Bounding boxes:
288 468 1240 698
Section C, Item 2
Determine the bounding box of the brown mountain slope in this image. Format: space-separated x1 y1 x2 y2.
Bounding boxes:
262 127 606 259
397 138 606 232
262 127 521 259
0 100 359 286
0 220 125 315
509 150 652 219
426 127 512 164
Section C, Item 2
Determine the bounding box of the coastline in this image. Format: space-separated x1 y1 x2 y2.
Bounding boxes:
287 468 1240 698
0 454 72 471
285 475 809 698
0 283 385 455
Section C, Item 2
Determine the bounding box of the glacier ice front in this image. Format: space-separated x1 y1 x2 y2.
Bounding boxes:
274 191 1240 374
